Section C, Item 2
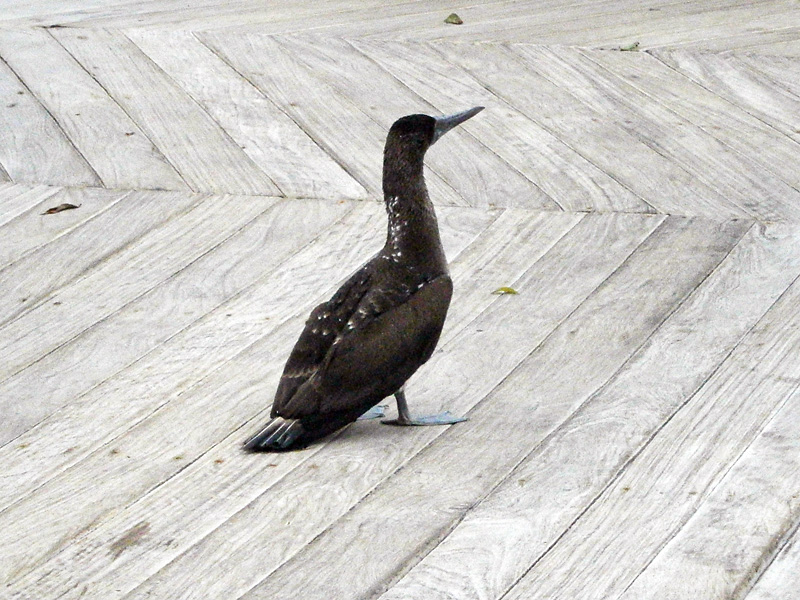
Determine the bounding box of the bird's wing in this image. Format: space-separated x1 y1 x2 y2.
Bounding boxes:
314 273 453 414
271 267 373 414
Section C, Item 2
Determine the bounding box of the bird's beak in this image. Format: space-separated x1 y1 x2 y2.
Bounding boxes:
432 106 484 144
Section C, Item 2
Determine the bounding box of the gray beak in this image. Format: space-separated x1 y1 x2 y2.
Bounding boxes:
432 106 484 144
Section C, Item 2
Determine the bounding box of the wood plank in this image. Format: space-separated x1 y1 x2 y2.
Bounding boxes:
0 199 350 443
494 267 800 600
618 385 800 599
52 28 281 195
351 38 649 213
0 183 61 228
584 48 800 191
0 53 99 187
521 45 800 222
0 193 276 385
4 211 653 600
198 31 464 205
231 216 747 600
435 41 740 217
747 515 800 600
375 220 800 600
0 186 127 270
275 35 556 210
0 28 188 191
101 213 668 600
0 189 198 327
0 201 494 590
653 48 800 143
127 29 366 200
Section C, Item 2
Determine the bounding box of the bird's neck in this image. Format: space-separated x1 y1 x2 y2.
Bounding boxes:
382 158 447 273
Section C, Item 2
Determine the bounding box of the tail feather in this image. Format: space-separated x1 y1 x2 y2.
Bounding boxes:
244 417 305 451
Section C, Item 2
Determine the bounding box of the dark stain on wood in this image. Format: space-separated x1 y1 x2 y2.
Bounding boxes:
109 521 150 559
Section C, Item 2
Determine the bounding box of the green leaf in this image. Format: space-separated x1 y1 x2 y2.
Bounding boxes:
491 286 519 295
444 13 463 25
619 41 640 52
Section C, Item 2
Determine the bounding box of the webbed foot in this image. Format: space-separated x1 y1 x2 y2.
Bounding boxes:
382 410 467 426
358 404 387 420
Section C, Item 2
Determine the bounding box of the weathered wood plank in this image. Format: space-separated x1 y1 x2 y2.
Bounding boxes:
198 31 464 204
0 53 99 187
231 216 747 600
0 186 127 270
0 28 187 191
351 38 649 213
653 49 800 143
0 193 275 385
618 385 800 599
494 265 800 600
0 183 61 228
747 515 800 600
52 28 281 195
0 201 494 591
0 199 349 443
0 189 197 327
376 221 800 600
585 48 800 191
437 41 739 217
276 34 556 210
522 45 800 222
128 29 366 200
90 213 664 600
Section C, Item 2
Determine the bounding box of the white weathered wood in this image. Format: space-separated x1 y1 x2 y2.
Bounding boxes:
198 31 463 205
0 28 188 191
0 193 276 386
515 44 790 221
494 268 800 600
0 195 329 443
232 216 747 600
437 41 739 217
4 211 657 600
0 53 99 187
653 48 800 143
52 28 281 195
128 29 366 200
0 201 492 591
618 384 800 599
0 183 61 228
276 34 556 210
585 48 800 191
747 514 800 600
351 38 651 213
377 221 800 600
0 189 198 327
0 186 127 270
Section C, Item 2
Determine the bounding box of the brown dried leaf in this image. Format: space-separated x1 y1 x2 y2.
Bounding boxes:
42 203 81 215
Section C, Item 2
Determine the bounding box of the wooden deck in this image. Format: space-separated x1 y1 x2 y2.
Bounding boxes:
2 2 800 599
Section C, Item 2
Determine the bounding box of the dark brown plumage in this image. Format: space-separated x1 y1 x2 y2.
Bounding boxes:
244 107 483 451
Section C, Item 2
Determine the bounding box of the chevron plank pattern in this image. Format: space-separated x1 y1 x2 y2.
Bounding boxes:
2 2 800 599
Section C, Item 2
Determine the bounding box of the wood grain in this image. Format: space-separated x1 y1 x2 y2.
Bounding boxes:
0 28 187 191
377 221 800 600
437 41 739 217
496 261 800 600
52 28 280 195
0 186 128 271
0 183 61 229
276 34 556 210
0 53 99 187
128 29 366 200
0 189 199 327
0 201 492 593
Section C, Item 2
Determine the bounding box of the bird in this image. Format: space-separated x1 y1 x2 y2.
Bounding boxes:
244 106 484 451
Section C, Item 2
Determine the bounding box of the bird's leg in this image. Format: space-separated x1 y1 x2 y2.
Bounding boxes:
382 385 468 426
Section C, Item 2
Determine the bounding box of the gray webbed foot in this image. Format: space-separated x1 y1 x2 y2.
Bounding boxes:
358 404 387 420
380 387 467 426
